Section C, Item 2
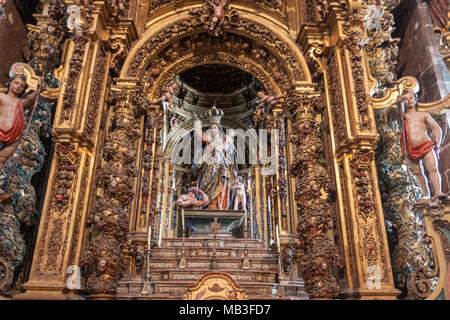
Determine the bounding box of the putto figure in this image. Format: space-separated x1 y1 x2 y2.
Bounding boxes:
0 73 44 175
111 0 126 15
255 91 285 112
176 187 210 209
152 81 179 109
399 91 447 200
232 175 246 211
206 0 227 37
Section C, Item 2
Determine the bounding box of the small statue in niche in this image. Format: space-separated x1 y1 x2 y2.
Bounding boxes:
151 81 179 109
0 73 45 177
255 91 285 112
399 90 447 200
206 0 227 37
0 0 7 20
317 0 328 14
111 0 126 14
176 187 210 209
232 175 246 211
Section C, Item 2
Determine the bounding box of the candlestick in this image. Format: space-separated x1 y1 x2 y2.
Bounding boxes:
147 225 151 248
276 225 281 251
182 208 185 231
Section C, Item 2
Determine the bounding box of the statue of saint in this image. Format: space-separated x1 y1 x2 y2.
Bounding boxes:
0 73 44 176
192 106 237 210
399 91 447 200
176 187 209 209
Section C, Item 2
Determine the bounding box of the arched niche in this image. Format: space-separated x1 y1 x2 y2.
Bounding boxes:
119 6 313 99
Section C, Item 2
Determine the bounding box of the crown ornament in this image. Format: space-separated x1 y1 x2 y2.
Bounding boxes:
205 103 224 125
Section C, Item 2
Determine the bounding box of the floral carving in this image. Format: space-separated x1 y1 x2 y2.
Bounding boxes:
27 0 68 74
81 88 144 295
344 16 372 131
363 3 400 96
60 2 95 123
84 47 107 140
52 144 79 213
142 32 291 102
127 17 304 83
327 52 347 144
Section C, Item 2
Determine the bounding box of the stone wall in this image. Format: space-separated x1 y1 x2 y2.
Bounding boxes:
0 0 37 85
393 0 450 102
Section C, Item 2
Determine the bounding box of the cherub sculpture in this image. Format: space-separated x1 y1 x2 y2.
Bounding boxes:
0 0 7 20
399 91 447 200
232 175 246 211
111 0 127 15
0 72 45 176
317 0 328 14
176 187 210 209
255 91 285 112
152 81 179 109
206 0 227 37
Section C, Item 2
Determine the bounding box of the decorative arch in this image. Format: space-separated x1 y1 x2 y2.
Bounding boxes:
120 6 313 98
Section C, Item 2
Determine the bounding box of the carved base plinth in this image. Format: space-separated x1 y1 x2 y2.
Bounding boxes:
14 291 84 300
88 293 116 300
13 280 84 300
340 287 401 300
276 281 309 300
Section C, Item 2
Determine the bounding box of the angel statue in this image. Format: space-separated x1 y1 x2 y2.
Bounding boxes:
0 68 45 179
206 0 227 36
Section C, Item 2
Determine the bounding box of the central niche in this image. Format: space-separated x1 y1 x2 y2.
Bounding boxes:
169 64 264 114
158 64 270 213
179 64 254 94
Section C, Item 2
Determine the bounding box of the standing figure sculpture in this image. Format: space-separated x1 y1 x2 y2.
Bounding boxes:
232 175 246 211
0 73 44 176
152 81 179 109
255 91 285 113
192 106 237 210
206 0 227 37
399 91 447 200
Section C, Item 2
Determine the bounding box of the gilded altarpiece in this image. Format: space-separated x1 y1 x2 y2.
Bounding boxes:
0 0 447 300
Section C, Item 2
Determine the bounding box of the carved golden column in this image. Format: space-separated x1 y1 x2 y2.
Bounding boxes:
286 92 343 299
81 83 144 299
15 1 128 299
320 4 400 299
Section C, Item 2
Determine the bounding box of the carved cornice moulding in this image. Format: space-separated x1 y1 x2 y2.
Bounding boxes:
146 0 287 27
